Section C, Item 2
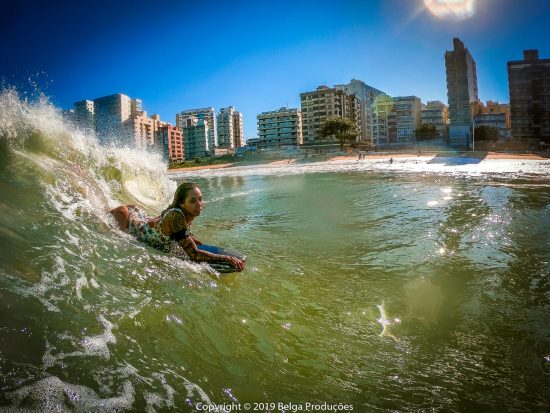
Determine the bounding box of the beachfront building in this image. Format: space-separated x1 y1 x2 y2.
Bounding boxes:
176 107 216 150
217 106 244 150
474 113 509 140
486 100 511 127
89 93 143 146
372 95 396 147
181 116 210 159
334 79 385 146
158 125 184 162
335 79 385 146
395 96 422 145
371 95 421 148
421 100 449 138
508 49 550 149
257 107 302 150
73 99 94 131
130 112 168 149
233 110 244 148
300 86 360 150
445 37 479 148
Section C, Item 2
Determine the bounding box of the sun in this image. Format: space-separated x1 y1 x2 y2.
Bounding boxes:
423 0 476 21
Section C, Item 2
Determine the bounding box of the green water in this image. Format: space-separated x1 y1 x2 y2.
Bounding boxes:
4 166 550 412
1 91 550 411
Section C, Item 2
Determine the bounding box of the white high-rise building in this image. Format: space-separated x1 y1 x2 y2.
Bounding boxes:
74 93 142 145
335 79 385 146
372 95 421 148
181 116 210 159
394 96 422 144
176 107 216 150
217 106 244 150
257 107 302 149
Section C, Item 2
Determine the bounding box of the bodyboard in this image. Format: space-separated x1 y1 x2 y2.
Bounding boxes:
197 244 247 273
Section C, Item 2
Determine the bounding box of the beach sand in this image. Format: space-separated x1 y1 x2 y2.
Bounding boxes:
168 151 549 173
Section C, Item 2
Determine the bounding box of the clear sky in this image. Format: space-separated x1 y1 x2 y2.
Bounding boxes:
1 0 549 140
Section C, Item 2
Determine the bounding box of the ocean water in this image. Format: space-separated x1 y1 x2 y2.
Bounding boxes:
1 90 550 412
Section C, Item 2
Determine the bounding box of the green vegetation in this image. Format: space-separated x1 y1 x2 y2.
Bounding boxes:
168 154 236 169
319 116 358 151
474 125 499 142
414 123 438 140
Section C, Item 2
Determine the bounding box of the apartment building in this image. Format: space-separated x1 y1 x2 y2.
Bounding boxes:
176 107 216 149
181 116 210 159
300 86 360 147
445 37 479 148
257 107 302 150
335 79 385 146
217 106 244 150
158 125 184 162
131 112 167 149
508 49 550 149
421 100 449 138
372 95 421 148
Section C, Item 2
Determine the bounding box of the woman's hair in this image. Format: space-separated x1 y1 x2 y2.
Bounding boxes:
161 182 198 216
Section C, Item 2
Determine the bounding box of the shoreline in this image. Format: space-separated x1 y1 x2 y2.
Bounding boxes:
168 151 550 173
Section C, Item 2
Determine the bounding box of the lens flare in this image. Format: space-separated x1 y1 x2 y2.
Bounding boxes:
423 0 476 21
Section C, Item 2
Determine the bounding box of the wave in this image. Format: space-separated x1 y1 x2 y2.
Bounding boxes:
0 89 221 409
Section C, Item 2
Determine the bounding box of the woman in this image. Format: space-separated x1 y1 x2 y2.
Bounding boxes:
110 182 245 272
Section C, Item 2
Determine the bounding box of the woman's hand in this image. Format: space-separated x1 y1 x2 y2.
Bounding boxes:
224 256 245 272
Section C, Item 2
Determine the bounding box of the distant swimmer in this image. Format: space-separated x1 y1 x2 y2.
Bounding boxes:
110 182 245 272
389 157 393 164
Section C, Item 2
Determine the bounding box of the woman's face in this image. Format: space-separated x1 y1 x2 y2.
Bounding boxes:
181 187 204 217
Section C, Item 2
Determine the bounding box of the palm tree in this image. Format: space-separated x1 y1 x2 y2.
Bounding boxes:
319 116 358 151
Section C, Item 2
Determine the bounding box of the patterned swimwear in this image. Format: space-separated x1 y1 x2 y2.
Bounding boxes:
127 206 189 256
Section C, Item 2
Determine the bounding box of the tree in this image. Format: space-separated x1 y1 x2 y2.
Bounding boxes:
319 116 358 151
414 123 438 140
474 125 499 142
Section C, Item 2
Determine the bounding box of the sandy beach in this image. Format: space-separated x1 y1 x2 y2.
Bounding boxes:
168 151 549 173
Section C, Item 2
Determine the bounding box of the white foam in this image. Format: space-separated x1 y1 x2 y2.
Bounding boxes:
3 376 135 412
80 315 117 360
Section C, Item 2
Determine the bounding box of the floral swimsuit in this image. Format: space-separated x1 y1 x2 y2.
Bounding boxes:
127 206 189 256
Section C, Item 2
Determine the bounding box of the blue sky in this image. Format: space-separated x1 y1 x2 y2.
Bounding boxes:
1 0 549 139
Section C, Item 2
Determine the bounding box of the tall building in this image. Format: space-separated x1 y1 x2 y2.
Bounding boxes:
421 100 449 138
181 116 210 159
372 95 396 147
131 112 167 149
176 108 216 149
508 49 550 149
217 106 243 150
91 93 142 145
73 100 94 131
233 110 244 148
158 125 184 162
257 107 303 150
395 96 422 144
372 96 421 148
300 86 360 147
335 79 385 146
445 37 479 148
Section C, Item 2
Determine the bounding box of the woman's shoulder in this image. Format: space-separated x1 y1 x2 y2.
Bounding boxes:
158 207 188 235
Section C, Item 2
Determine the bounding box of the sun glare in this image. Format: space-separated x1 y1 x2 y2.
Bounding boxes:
423 0 476 21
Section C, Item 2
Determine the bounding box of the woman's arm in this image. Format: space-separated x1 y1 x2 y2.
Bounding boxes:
179 237 245 272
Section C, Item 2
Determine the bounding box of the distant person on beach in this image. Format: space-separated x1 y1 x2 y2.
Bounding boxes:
389 157 393 164
110 182 245 272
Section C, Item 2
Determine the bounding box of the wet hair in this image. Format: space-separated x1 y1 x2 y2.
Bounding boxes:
161 182 198 216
